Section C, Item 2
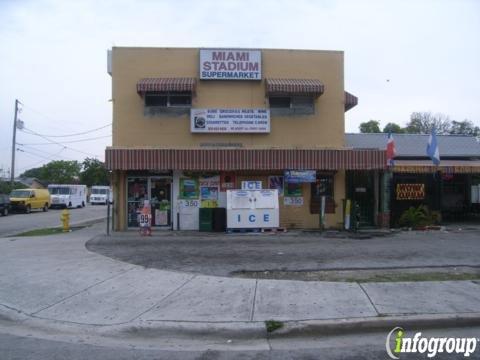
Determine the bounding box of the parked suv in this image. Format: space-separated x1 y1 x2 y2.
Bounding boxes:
10 188 51 213
0 194 10 216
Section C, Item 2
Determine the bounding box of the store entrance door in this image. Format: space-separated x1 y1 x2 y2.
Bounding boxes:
150 178 172 228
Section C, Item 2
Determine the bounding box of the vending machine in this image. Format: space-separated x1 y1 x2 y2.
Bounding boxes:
226 189 279 229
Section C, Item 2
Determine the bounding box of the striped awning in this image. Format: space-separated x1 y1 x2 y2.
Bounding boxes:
105 148 386 171
345 91 358 111
136 78 196 94
393 160 480 174
265 79 324 97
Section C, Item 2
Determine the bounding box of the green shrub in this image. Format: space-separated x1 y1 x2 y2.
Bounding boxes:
398 205 429 228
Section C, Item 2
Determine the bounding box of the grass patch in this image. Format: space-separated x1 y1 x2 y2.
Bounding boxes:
354 272 480 283
234 270 480 283
14 226 85 237
265 320 284 333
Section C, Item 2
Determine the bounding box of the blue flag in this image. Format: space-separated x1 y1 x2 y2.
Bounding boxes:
426 129 440 165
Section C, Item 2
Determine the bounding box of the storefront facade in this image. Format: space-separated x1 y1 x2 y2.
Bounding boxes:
346 133 480 226
106 47 385 231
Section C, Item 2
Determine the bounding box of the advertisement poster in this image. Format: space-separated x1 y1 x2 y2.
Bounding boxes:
180 178 199 199
199 49 262 80
201 186 218 200
220 172 236 190
191 108 270 133
285 182 303 197
199 175 220 188
268 176 284 196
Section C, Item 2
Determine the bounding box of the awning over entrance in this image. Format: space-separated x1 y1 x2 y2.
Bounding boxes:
393 160 480 173
265 79 324 97
344 91 358 111
136 78 197 94
105 148 386 171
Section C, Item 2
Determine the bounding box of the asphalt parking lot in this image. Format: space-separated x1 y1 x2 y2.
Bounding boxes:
87 228 480 277
0 204 108 237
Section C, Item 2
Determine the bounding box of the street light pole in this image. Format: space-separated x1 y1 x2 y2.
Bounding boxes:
10 99 20 186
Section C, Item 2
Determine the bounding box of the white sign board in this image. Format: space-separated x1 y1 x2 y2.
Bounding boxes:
178 199 200 230
191 109 270 133
241 181 262 190
200 49 261 80
227 190 279 229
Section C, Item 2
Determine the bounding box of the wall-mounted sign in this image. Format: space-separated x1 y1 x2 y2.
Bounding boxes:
220 172 236 190
200 49 261 80
284 170 316 183
179 178 199 199
241 181 262 190
191 108 270 133
396 183 425 200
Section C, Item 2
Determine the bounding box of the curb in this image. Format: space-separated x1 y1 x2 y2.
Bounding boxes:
2 303 480 342
269 313 480 338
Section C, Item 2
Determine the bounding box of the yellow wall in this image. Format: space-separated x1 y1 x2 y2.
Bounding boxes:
110 47 348 230
111 47 345 150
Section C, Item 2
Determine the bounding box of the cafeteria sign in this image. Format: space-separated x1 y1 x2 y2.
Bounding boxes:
200 49 261 80
191 108 270 133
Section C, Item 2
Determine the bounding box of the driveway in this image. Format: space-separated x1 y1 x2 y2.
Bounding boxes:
86 229 480 276
0 204 108 237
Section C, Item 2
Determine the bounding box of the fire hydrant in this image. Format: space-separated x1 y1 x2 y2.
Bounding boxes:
61 209 70 232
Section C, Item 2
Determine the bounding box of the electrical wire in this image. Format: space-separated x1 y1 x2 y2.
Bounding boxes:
20 123 111 138
19 127 101 158
17 134 111 146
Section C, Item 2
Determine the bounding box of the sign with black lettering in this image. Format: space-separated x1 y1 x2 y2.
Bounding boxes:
200 49 261 80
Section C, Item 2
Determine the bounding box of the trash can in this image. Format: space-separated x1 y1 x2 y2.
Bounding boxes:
199 208 213 232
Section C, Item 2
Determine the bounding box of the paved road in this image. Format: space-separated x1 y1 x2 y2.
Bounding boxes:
0 204 108 237
2 327 480 359
87 229 480 276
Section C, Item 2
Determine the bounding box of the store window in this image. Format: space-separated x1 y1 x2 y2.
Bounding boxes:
269 96 315 115
145 91 192 107
310 173 335 214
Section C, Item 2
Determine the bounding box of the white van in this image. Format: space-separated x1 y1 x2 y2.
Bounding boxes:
90 186 111 205
48 184 87 209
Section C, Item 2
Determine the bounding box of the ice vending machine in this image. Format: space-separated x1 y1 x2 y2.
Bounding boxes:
226 189 279 229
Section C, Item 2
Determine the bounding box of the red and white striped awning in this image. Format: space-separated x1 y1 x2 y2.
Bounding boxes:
136 78 196 94
105 148 385 171
345 91 358 111
266 79 324 97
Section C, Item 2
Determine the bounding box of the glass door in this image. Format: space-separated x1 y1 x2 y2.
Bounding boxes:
150 177 172 227
127 177 148 227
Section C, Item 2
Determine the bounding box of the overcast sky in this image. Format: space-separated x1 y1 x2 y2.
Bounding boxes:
1 0 479 177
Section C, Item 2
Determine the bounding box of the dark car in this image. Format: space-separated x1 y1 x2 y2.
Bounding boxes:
0 194 11 216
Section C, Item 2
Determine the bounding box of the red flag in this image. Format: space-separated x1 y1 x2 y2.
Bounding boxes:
386 133 396 166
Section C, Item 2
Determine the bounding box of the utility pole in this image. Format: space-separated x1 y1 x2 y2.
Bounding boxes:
11 99 21 186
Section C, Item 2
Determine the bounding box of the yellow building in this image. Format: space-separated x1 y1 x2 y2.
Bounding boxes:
105 47 385 231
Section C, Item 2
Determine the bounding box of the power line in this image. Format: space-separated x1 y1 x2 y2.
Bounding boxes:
18 134 111 146
19 123 112 138
20 127 101 158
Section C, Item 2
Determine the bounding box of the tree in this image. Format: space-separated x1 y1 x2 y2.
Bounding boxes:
19 167 43 179
449 120 480 136
20 160 81 185
405 112 451 134
383 123 405 134
359 120 381 133
80 158 109 187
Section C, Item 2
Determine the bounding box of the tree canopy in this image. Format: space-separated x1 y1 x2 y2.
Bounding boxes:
19 158 109 186
359 120 381 133
359 112 478 137
79 158 109 187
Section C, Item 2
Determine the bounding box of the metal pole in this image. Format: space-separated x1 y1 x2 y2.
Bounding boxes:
10 99 19 186
107 198 111 236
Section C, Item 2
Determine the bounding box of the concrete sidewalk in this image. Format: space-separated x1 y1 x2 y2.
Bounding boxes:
1 224 480 349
